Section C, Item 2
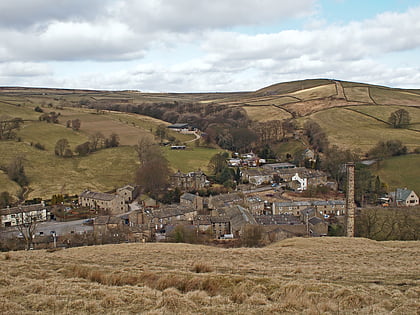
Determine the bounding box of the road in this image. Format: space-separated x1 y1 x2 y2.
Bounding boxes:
0 204 141 240
0 218 93 240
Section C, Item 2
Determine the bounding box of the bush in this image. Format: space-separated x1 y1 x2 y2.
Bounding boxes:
34 142 46 150
191 262 213 273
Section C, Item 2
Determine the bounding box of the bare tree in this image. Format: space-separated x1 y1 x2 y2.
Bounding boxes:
54 138 69 156
89 132 105 151
388 109 410 128
15 210 41 250
71 119 81 131
0 116 24 140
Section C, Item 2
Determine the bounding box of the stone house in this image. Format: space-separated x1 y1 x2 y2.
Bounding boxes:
241 168 274 185
244 196 265 215
389 188 419 207
207 193 244 210
116 185 139 203
170 170 208 191
151 205 197 226
93 216 124 237
272 200 345 216
79 190 127 214
262 162 296 171
193 215 231 238
0 203 50 228
214 205 256 237
180 192 204 212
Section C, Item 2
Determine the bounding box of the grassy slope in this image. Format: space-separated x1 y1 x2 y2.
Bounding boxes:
272 140 307 160
164 146 224 173
0 238 418 314
0 171 21 196
375 154 420 194
307 107 420 153
0 142 138 199
2 80 420 198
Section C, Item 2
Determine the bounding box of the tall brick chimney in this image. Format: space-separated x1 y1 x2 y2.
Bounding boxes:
346 162 355 237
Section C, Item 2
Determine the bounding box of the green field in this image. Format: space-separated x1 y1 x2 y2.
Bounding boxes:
271 140 306 161
0 141 138 199
307 107 420 154
0 100 196 200
374 154 420 194
348 105 420 130
243 105 292 121
164 146 225 173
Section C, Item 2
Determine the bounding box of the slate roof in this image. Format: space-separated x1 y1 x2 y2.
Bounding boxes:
274 200 345 208
80 190 117 201
394 188 414 201
152 205 196 219
168 123 189 128
180 193 197 202
254 214 300 225
0 203 47 215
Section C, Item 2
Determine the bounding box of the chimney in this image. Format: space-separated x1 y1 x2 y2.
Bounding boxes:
346 162 355 237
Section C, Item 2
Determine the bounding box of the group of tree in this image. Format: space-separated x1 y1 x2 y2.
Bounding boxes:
0 116 24 140
251 119 295 144
354 164 387 206
55 133 120 157
303 120 329 153
39 112 60 123
320 145 358 189
7 155 29 187
135 136 170 196
0 191 13 208
75 132 120 156
66 119 81 131
356 207 419 240
207 152 239 188
367 139 408 159
388 109 411 129
54 138 73 157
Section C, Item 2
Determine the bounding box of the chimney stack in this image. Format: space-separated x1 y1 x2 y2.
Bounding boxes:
346 162 355 237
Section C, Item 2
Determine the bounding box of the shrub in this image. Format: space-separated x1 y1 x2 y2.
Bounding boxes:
34 142 46 150
191 262 213 273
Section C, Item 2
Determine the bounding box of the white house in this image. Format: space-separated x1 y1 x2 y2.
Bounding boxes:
0 203 49 228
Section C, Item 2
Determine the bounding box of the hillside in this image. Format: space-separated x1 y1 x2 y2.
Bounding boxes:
1 79 420 199
0 99 218 199
1 237 419 314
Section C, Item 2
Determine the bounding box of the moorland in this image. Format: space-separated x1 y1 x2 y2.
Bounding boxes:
1 237 419 314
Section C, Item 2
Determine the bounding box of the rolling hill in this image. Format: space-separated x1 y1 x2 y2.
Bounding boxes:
1 237 419 314
1 79 419 200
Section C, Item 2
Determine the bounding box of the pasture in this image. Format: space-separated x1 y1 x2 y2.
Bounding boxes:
375 154 420 194
164 146 225 173
307 107 420 153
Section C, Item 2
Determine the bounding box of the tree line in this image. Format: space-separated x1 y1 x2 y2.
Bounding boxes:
54 132 120 157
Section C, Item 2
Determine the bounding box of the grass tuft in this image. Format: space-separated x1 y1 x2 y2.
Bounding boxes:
191 262 213 273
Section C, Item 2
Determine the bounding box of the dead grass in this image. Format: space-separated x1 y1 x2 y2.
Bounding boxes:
0 238 418 314
191 261 214 273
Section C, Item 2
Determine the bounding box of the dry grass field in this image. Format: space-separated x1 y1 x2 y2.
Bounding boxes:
0 237 418 314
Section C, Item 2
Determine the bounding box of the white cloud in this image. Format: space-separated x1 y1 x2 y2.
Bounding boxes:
0 1 419 91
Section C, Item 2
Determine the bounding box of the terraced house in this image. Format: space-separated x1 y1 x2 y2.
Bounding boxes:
79 190 127 214
0 203 50 228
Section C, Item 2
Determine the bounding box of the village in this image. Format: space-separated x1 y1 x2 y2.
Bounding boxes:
1 150 418 250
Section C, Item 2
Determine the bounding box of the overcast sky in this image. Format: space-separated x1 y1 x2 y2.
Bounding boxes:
1 0 420 92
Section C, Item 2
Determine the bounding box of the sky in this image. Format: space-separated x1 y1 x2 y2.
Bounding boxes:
1 0 420 92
